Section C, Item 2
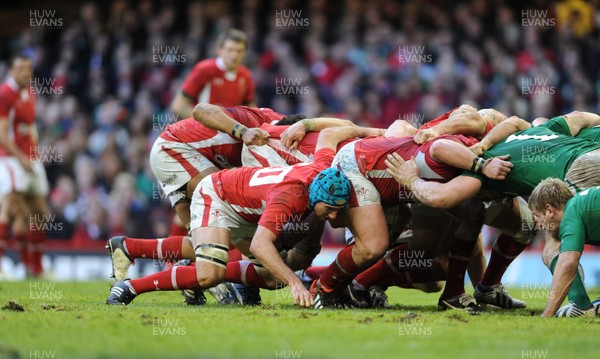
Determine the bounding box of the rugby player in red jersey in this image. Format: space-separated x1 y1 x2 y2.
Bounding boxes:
0 54 49 277
412 105 507 144
170 29 255 119
107 107 357 274
167 28 254 239
311 133 513 308
342 106 509 309
106 125 384 306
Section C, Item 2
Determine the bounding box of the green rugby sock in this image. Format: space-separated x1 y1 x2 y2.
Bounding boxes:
549 255 591 308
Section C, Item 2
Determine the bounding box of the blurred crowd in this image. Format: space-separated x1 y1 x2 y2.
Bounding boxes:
0 0 598 243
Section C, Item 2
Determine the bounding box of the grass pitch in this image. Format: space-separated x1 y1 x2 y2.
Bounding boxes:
1 281 599 359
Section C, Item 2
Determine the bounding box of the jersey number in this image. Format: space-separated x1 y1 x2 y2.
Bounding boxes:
249 167 293 187
505 134 559 143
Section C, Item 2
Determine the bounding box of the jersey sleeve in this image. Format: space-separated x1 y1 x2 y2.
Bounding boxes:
180 62 210 100
313 148 335 170
539 116 572 136
224 107 265 128
559 201 586 253
259 183 308 236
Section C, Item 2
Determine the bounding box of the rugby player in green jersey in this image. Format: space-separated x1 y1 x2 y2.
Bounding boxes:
529 178 600 317
384 111 600 310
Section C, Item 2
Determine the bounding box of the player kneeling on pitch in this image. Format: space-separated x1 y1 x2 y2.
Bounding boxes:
528 178 600 318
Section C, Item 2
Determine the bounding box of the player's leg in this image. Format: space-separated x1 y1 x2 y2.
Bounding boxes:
0 159 10 266
314 146 390 308
10 193 30 275
473 197 530 309
107 234 193 281
282 213 324 271
26 194 48 277
149 137 216 236
467 234 486 288
0 159 30 273
225 238 281 290
105 236 202 306
314 204 389 308
106 178 232 305
106 140 217 279
437 199 485 310
0 194 12 269
23 161 49 276
346 205 451 307
541 231 592 314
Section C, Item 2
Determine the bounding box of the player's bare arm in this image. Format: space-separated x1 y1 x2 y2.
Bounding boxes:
384 119 418 138
280 117 355 150
170 90 195 119
192 103 269 145
0 119 32 171
429 139 513 180
414 111 487 144
449 104 477 116
470 116 532 155
316 126 384 152
541 251 581 317
562 111 600 136
384 153 482 209
478 108 508 126
250 225 313 307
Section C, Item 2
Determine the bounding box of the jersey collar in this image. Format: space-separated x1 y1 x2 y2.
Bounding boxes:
216 57 237 81
6 76 20 92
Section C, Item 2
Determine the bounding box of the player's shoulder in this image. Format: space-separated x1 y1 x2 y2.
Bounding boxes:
437 134 479 147
573 186 600 205
268 180 309 208
237 64 253 77
191 58 219 72
0 82 16 97
535 116 570 135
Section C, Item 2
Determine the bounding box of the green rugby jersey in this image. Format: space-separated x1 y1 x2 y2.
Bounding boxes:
576 126 600 143
560 187 600 253
464 117 600 196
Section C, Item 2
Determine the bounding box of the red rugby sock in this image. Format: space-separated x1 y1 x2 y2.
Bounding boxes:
129 266 199 294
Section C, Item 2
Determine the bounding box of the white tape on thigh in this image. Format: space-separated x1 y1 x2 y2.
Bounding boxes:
194 243 229 269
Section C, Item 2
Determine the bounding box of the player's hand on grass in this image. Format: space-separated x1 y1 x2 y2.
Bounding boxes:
413 129 439 144
290 281 313 307
482 155 512 180
384 153 421 187
242 127 269 146
280 122 306 151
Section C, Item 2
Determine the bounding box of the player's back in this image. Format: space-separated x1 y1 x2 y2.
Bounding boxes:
214 148 335 222
353 135 477 205
576 126 600 144
479 118 600 196
356 135 476 181
245 123 356 166
562 186 600 248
